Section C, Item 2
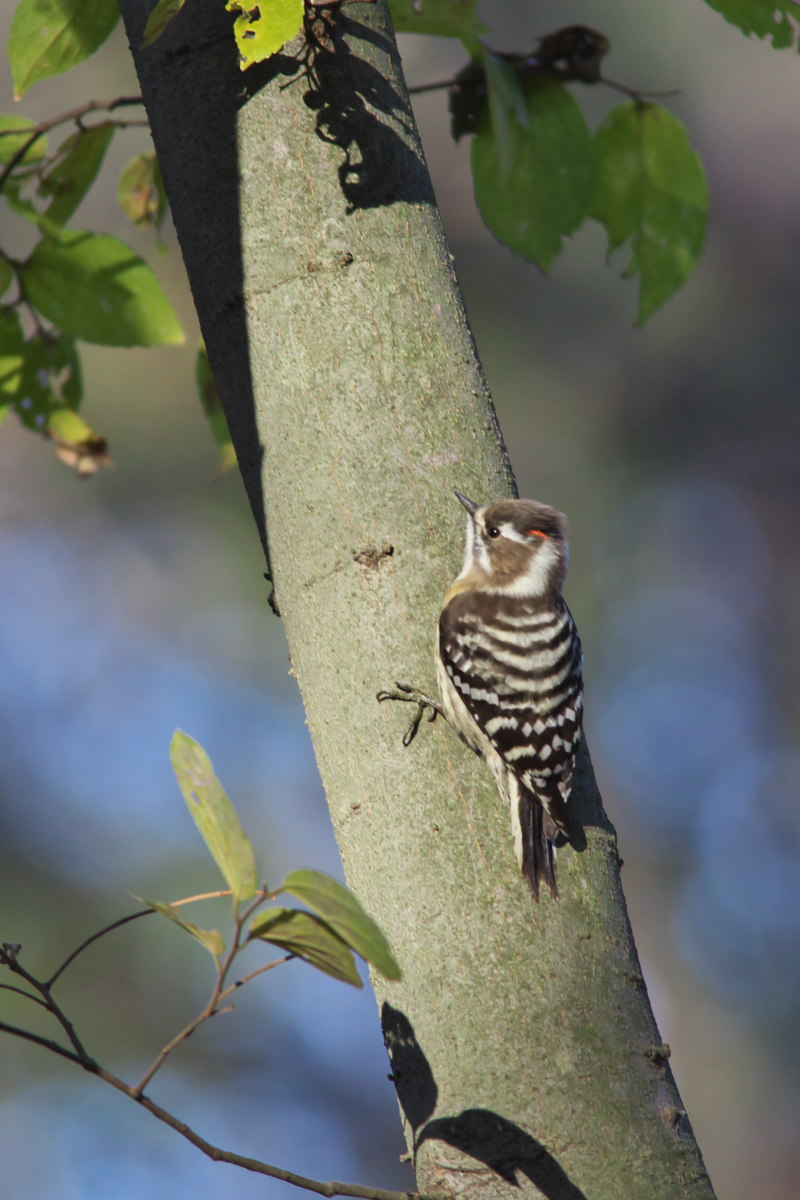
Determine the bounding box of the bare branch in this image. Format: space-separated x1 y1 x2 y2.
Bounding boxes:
0 1019 443 1200
0 945 92 1061
0 982 50 1008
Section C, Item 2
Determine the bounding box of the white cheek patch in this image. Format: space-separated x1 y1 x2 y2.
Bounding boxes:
494 537 562 598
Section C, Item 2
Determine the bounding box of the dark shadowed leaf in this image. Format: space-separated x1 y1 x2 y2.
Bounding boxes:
170 730 260 902
118 153 168 233
249 907 362 987
8 0 120 96
196 345 236 473
134 896 225 960
472 82 595 271
280 869 401 980
40 124 116 227
592 102 709 323
143 0 190 45
21 231 183 347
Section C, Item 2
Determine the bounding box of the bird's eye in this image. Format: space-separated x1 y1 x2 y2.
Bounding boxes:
487 526 501 539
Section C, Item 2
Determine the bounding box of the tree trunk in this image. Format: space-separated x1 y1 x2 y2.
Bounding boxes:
119 2 716 1197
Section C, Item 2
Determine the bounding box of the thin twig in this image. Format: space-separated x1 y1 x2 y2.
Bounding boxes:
599 75 680 100
0 95 143 194
47 890 236 987
0 947 92 1061
47 909 154 987
0 1018 93 1067
407 79 453 95
131 887 274 1095
0 982 50 1008
217 955 289 1002
0 1019 440 1200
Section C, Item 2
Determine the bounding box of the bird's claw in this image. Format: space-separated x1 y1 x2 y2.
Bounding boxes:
376 681 442 746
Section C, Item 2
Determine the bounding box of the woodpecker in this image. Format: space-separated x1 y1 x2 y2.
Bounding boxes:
436 491 584 898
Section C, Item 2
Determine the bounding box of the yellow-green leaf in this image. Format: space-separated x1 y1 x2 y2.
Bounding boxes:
279 869 401 980
249 907 362 987
169 730 260 903
134 896 225 960
0 309 26 401
8 0 120 97
226 0 304 69
0 114 48 165
21 231 184 347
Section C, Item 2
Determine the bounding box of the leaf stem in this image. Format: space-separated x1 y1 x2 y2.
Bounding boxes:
0 95 144 194
131 887 274 1094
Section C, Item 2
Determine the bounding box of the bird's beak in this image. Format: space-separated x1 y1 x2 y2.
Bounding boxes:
454 490 480 514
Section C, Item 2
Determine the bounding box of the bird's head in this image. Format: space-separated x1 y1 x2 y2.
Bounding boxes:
453 491 570 599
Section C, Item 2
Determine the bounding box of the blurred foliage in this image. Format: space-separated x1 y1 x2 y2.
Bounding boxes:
1 0 800 1198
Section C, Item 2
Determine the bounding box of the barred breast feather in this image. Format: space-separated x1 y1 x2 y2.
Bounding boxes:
437 589 583 890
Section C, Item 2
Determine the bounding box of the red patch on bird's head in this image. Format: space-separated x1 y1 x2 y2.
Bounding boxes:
527 529 549 539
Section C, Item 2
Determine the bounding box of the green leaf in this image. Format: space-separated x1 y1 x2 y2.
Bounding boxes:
39 124 116 228
8 0 120 97
0 260 13 298
592 102 709 323
12 332 82 428
134 896 226 960
143 0 190 46
472 82 595 271
169 730 260 902
483 51 529 179
701 0 800 49
21 231 184 347
0 309 26 402
226 0 304 68
389 0 486 41
249 907 362 987
2 329 111 473
118 153 168 232
279 869 401 980
196 344 236 473
0 114 48 164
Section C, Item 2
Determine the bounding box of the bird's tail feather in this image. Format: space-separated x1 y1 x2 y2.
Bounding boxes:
519 788 558 900
505 771 559 900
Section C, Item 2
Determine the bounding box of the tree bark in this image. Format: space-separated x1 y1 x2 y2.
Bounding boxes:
120 2 716 1197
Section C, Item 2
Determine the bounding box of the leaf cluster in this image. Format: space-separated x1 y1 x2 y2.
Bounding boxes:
165 730 401 988
0 2 184 472
1 0 796 469
0 730 403 1196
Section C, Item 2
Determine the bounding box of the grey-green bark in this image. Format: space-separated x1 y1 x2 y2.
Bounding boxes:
120 3 715 1197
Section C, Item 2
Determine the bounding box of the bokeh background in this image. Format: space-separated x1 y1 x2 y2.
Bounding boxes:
2 1 800 1197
